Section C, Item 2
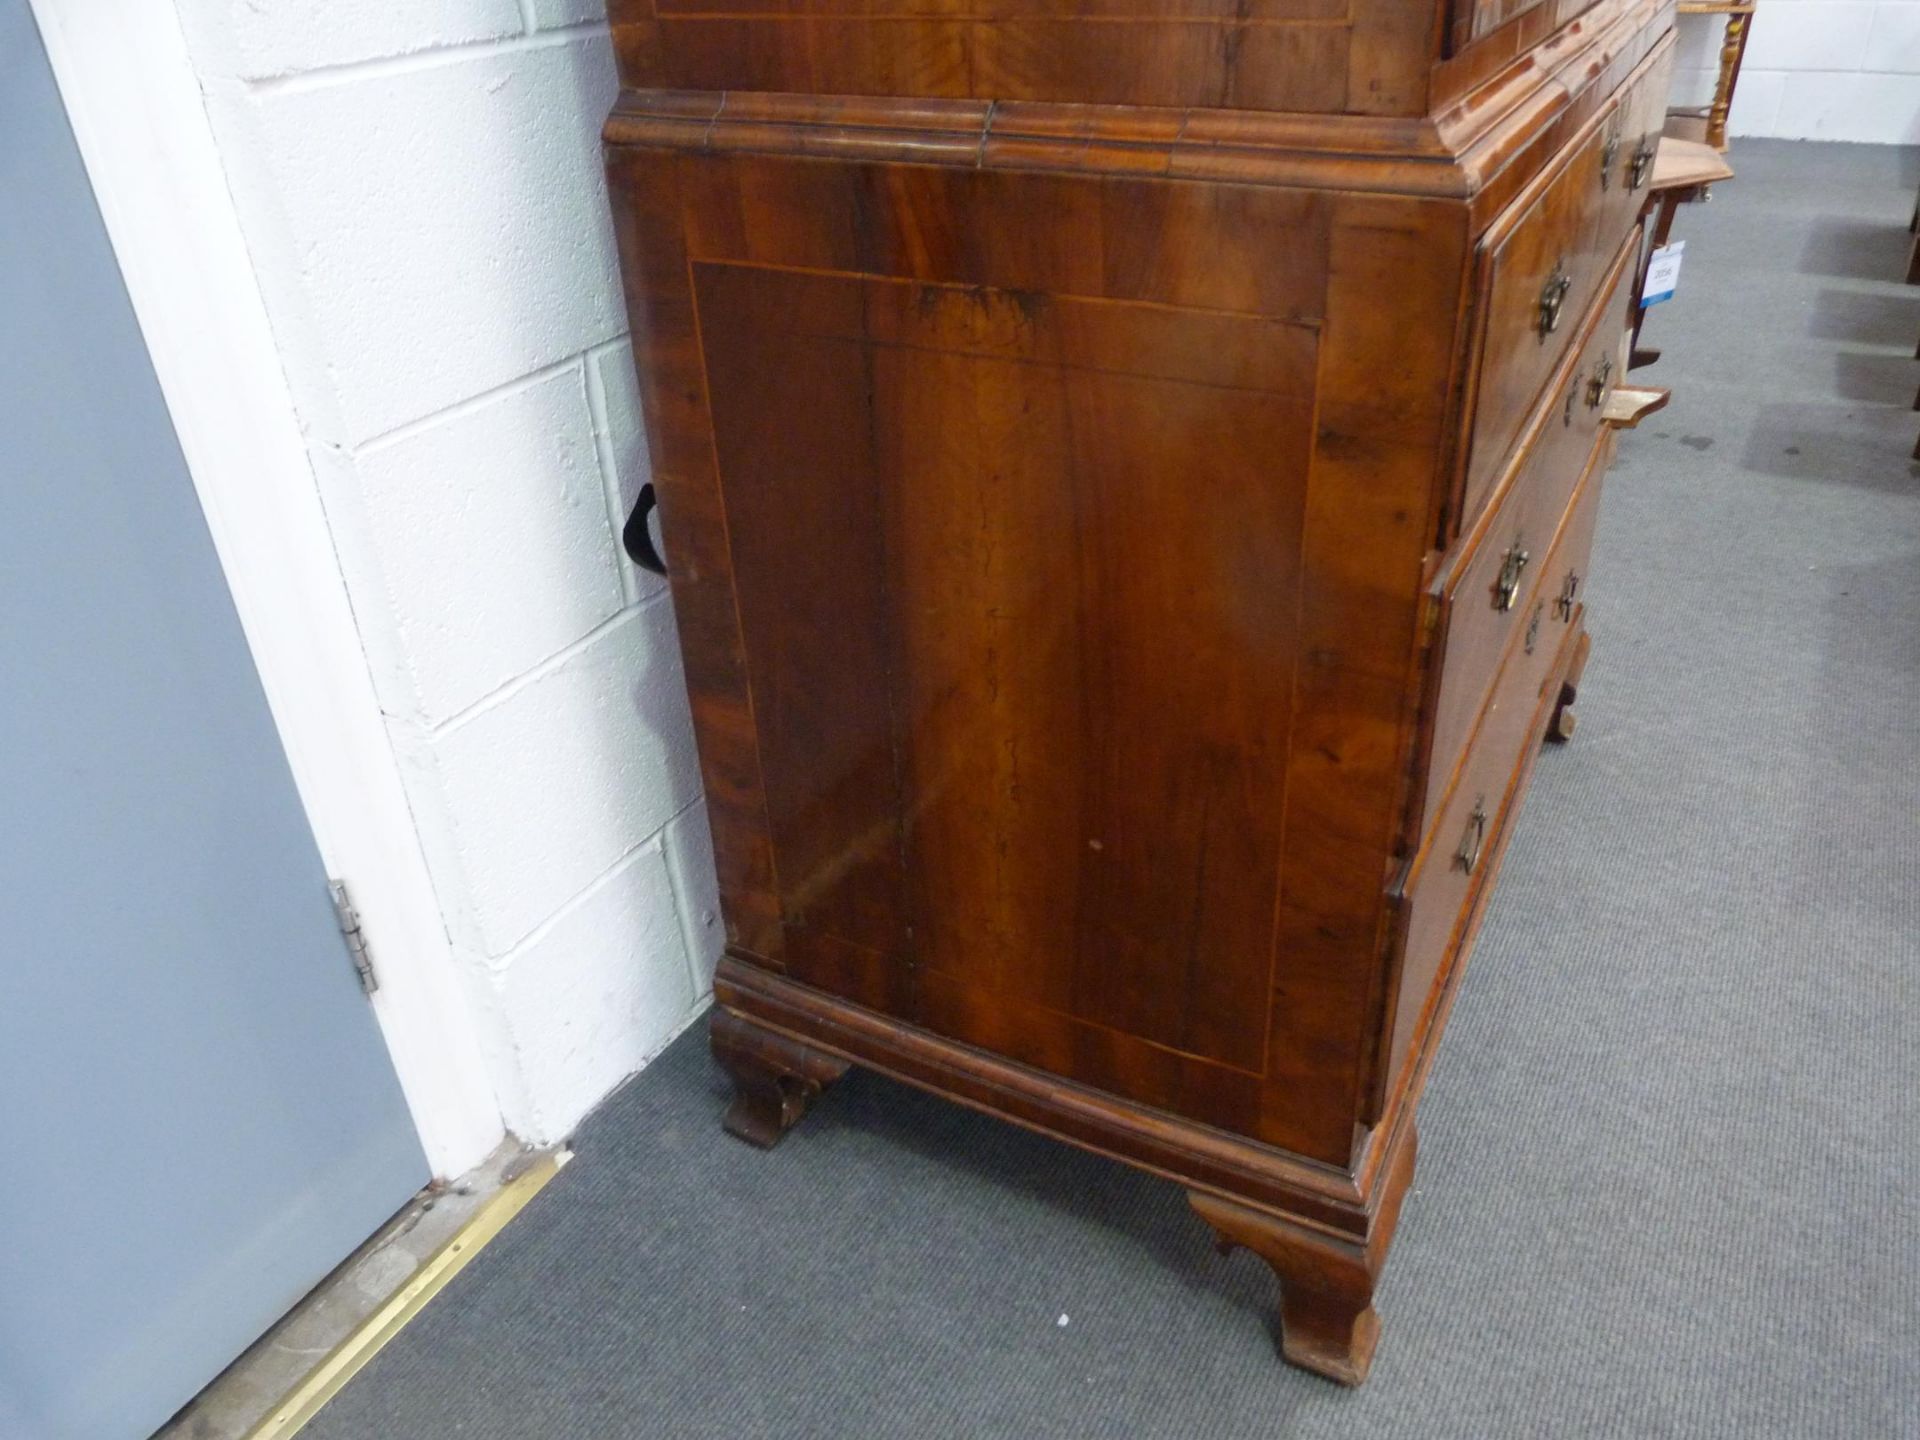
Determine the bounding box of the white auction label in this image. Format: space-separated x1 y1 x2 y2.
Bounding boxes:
1641 240 1685 308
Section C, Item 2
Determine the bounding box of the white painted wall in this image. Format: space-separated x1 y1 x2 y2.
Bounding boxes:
165 1 720 1146
1673 1 1920 142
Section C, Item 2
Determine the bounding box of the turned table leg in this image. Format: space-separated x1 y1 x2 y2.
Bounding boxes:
710 1007 850 1148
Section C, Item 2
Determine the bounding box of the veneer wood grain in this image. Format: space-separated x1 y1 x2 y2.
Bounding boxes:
603 0 1674 1381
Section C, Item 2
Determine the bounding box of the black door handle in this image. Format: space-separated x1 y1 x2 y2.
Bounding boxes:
622 483 668 576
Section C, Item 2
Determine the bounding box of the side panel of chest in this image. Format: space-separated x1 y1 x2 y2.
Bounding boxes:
701 261 1314 1080
607 150 1465 1162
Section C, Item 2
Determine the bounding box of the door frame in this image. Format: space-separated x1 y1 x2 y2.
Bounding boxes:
29 0 504 1178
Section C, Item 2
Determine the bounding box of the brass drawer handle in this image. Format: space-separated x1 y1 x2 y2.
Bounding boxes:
1457 798 1489 876
1555 569 1581 621
1538 263 1573 339
1495 539 1530 612
1585 355 1613 410
1629 140 1656 191
1600 130 1621 190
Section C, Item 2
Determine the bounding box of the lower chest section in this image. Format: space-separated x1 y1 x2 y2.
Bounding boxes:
608 57 1649 1161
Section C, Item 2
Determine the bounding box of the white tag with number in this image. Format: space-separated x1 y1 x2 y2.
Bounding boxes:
1641 240 1685 308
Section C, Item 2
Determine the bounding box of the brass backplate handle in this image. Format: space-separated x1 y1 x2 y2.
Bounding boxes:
1600 130 1621 189
1586 355 1614 409
1495 539 1530 612
1457 799 1489 876
1538 264 1573 338
1556 569 1581 620
1629 140 1656 191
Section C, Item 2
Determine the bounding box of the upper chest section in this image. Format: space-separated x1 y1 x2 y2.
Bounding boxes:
608 0 1462 116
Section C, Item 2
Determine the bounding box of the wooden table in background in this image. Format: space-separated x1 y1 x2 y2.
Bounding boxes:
1671 3 1756 150
1631 136 1736 371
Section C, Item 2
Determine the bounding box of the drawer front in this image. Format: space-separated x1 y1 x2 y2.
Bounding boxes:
1419 231 1636 833
1457 36 1672 531
1385 448 1607 1095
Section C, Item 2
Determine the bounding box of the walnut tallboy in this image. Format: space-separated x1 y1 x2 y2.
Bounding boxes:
603 0 1673 1382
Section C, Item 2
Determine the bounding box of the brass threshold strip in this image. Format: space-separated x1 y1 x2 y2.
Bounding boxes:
241 1149 572 1440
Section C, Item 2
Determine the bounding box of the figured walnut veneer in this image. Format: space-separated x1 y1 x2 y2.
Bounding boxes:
601 0 1674 1382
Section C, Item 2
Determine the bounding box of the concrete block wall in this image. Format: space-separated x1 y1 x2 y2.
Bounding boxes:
1673 2 1920 142
170 1 720 1144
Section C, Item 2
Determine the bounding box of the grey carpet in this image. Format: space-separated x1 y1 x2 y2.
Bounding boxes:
304 140 1920 1439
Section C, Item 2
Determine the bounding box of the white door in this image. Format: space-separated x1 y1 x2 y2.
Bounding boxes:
1 5 431 1436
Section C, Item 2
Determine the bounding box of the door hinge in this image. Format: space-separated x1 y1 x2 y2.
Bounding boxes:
329 879 379 995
